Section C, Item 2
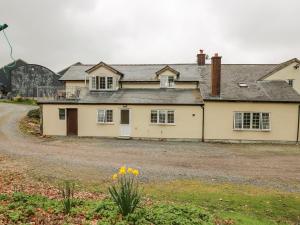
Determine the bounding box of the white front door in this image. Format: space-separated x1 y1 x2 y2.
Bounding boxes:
120 109 131 137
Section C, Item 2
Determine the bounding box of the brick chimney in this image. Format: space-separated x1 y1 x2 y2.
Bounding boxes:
197 50 206 65
211 53 222 96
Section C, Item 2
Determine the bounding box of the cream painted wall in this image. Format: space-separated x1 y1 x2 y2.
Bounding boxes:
204 102 299 142
265 62 300 93
121 82 197 89
65 81 87 88
65 80 198 89
42 104 203 139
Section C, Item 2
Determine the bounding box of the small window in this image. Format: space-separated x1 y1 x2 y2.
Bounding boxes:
151 110 175 124
287 79 294 87
97 109 113 123
107 77 113 89
151 110 158 123
160 76 175 88
234 112 270 131
59 108 66 120
167 110 175 123
91 77 96 90
238 82 248 88
99 77 106 89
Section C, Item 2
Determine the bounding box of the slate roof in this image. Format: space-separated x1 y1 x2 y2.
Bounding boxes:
38 88 204 105
59 64 201 81
199 64 300 102
57 60 300 103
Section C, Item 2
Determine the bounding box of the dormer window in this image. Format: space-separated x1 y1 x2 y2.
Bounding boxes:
287 79 294 87
160 76 175 88
91 76 114 90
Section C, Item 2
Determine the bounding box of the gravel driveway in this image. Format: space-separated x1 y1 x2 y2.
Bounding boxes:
0 103 300 191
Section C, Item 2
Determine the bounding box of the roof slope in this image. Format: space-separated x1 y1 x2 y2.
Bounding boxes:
199 64 300 102
259 58 300 80
60 64 201 81
39 88 204 105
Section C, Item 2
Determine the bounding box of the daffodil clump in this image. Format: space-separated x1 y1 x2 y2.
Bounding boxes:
109 166 141 216
112 166 139 180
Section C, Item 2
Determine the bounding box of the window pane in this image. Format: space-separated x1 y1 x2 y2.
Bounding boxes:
243 113 251 129
159 110 166 123
252 113 260 129
262 113 270 130
99 77 106 89
160 77 168 88
97 110 105 123
106 110 113 122
107 77 113 89
59 109 65 120
234 112 242 129
91 77 96 89
168 76 175 87
167 111 174 123
151 110 158 123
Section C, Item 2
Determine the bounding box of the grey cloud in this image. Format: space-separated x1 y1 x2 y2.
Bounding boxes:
0 0 299 72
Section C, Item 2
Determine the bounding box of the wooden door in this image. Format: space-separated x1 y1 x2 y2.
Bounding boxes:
67 108 78 136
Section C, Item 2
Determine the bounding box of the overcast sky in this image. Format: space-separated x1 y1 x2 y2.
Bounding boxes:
1 0 300 72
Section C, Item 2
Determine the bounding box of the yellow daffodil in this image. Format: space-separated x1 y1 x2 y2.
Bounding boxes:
132 169 139 176
112 173 118 180
119 166 126 175
127 167 133 174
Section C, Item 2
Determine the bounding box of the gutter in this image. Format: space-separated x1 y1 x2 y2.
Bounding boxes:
201 105 205 142
297 105 300 143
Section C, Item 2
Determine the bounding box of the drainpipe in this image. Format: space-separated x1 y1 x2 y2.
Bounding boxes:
297 105 300 144
201 105 205 142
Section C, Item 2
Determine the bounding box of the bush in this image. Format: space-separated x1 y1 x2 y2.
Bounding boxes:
27 108 40 119
108 166 141 217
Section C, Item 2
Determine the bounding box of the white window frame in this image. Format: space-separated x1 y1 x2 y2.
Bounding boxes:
90 76 114 90
97 109 114 124
233 111 271 131
160 76 175 88
150 110 175 125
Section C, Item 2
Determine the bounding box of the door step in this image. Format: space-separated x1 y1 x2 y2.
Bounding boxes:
117 136 131 140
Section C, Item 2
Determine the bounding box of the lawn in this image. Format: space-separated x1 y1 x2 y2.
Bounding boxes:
0 170 299 225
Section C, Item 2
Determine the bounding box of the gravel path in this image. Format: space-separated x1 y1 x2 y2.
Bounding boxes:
0 103 300 191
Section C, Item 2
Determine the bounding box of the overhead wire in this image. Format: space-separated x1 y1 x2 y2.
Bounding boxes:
1 26 16 73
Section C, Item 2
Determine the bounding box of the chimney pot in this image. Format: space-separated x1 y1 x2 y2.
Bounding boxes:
211 53 222 96
197 49 206 65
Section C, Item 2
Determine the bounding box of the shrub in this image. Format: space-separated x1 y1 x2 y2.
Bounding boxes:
27 108 40 119
59 180 75 214
108 166 141 217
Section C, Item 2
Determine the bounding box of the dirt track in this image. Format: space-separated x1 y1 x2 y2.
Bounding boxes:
0 103 300 191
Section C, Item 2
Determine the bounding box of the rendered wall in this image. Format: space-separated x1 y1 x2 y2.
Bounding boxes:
42 104 203 139
204 102 299 142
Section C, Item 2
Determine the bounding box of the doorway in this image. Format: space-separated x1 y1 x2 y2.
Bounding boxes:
120 109 131 137
67 108 78 136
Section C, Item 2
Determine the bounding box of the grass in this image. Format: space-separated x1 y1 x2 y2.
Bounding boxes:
0 98 37 105
0 180 299 224
144 180 300 225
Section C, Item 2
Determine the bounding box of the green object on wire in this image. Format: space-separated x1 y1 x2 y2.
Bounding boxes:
0 23 16 73
0 24 8 32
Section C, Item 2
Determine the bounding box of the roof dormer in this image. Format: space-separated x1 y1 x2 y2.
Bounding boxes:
156 65 180 88
85 62 124 91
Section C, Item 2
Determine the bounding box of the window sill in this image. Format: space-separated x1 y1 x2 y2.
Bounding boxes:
233 129 271 132
150 123 176 126
97 122 115 125
90 89 116 92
